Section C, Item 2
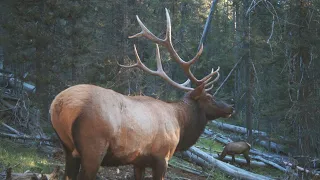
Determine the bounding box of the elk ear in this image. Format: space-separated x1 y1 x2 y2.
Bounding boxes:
190 83 205 100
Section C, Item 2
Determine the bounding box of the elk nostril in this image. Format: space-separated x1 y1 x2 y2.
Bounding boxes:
230 106 235 114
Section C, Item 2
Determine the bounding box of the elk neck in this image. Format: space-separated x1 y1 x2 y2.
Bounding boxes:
171 97 208 151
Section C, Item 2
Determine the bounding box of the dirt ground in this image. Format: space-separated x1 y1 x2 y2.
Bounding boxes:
53 148 206 180
53 150 206 180
97 165 207 180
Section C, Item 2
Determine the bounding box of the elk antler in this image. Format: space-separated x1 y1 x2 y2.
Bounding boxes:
120 8 220 92
118 44 193 91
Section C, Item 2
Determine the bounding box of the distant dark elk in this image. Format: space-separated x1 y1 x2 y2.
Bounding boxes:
218 141 251 165
50 8 234 180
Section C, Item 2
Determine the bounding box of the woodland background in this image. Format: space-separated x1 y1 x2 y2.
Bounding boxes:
0 0 319 162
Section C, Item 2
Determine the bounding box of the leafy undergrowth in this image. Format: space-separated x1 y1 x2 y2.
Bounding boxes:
0 139 59 174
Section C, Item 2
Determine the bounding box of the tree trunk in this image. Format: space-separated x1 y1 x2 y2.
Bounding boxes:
242 1 254 143
34 1 49 119
287 0 316 156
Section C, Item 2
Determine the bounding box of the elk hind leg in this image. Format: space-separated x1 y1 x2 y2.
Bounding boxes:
77 143 107 180
152 158 168 180
62 145 80 180
134 166 145 180
73 131 108 179
72 116 109 180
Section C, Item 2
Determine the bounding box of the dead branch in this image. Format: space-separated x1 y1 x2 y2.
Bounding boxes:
0 132 53 142
0 99 15 109
1 122 22 135
2 94 19 101
214 56 244 96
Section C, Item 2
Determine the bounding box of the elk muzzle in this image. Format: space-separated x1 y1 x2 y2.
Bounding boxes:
216 100 234 118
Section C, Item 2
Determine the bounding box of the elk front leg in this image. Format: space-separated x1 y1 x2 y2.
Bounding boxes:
134 166 145 180
231 155 235 164
152 158 168 180
218 149 227 161
243 152 251 166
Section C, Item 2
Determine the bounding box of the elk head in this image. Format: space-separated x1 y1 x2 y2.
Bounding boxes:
187 85 234 120
120 8 234 120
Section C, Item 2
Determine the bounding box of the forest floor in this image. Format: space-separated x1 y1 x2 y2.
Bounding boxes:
0 121 285 180
97 165 207 180
0 138 210 180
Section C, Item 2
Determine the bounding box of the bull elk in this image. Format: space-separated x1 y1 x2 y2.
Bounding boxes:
50 8 234 180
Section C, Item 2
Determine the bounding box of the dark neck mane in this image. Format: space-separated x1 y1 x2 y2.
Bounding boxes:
172 98 208 151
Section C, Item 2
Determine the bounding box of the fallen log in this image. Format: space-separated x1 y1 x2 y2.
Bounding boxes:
1 166 63 180
195 146 267 167
179 151 211 169
8 77 36 94
168 162 207 176
284 161 320 177
0 73 36 94
186 147 275 180
209 152 267 167
8 172 45 180
212 121 267 137
252 156 292 174
211 121 287 154
256 139 286 154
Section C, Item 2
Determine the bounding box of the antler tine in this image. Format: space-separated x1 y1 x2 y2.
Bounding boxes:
120 44 194 91
154 45 194 90
118 45 155 75
129 15 164 44
180 79 191 87
204 68 220 92
164 8 172 43
200 66 220 83
205 74 220 91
